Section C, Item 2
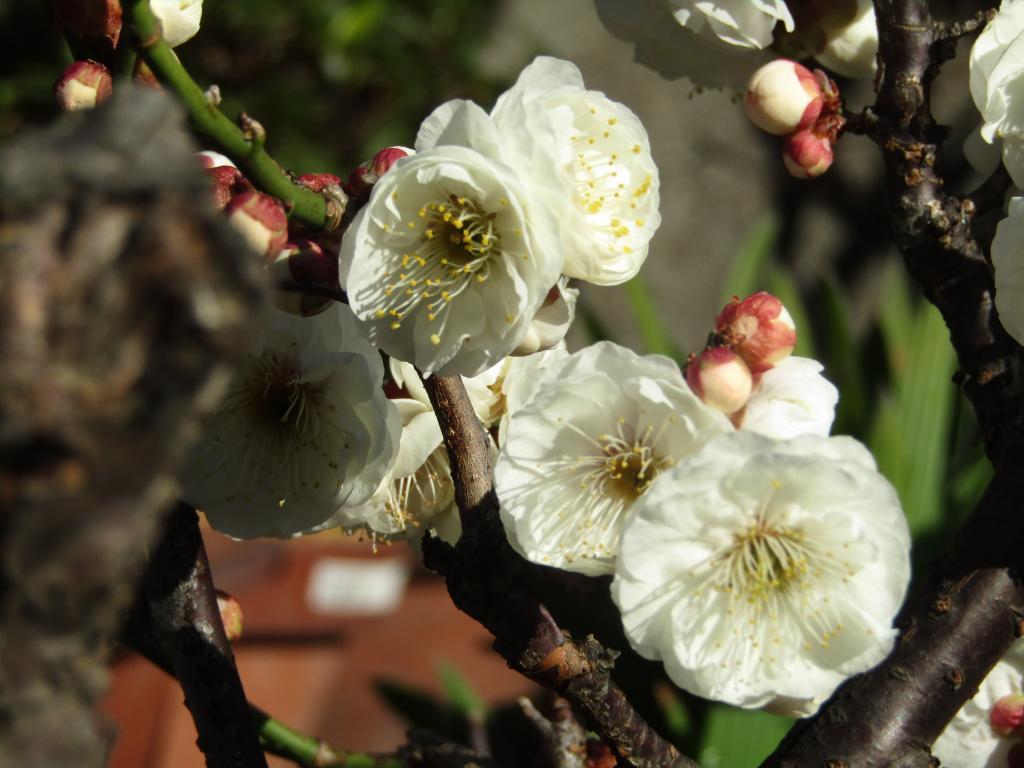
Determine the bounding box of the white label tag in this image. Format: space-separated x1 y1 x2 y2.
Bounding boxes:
305 556 409 616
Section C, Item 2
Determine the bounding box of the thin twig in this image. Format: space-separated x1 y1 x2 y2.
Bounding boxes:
123 0 332 230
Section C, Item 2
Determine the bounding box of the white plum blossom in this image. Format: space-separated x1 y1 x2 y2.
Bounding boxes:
663 0 794 49
492 57 661 285
933 640 1024 768
495 342 731 576
970 0 1024 186
180 304 401 539
738 356 838 439
329 399 460 544
612 431 910 714
513 278 578 355
340 100 563 376
991 195 1024 346
150 0 203 47
812 0 878 79
593 0 773 91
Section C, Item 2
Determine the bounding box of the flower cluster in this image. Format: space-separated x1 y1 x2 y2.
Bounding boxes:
744 60 845 178
494 292 906 714
52 0 203 112
339 56 658 376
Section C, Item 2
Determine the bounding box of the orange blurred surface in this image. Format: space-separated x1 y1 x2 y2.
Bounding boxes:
102 525 538 767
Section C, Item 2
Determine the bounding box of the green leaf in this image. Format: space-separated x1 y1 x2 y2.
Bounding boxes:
817 278 867 436
624 275 684 360
869 300 957 541
437 661 487 719
720 214 780 304
697 705 791 767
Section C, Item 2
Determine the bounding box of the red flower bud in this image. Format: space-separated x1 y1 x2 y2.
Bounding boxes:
225 191 288 259
715 291 797 373
783 130 834 179
992 694 1024 735
207 165 250 210
744 59 824 136
53 60 112 113
296 172 343 193
268 238 339 317
686 348 753 415
346 146 413 197
54 0 122 47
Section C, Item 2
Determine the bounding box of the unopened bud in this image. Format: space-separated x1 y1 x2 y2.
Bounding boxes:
744 60 824 136
197 150 236 170
813 0 878 80
346 146 413 197
226 191 288 259
269 238 339 316
132 59 162 91
54 0 122 46
207 165 250 210
215 590 243 643
991 694 1024 735
687 348 753 415
296 172 342 193
54 61 113 113
783 130 833 179
715 291 797 373
150 0 203 48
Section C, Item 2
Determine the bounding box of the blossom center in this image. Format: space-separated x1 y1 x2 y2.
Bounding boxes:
598 427 670 500
382 193 507 343
721 518 810 602
236 351 324 439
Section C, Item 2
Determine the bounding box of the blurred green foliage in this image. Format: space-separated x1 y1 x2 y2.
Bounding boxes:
1 0 507 174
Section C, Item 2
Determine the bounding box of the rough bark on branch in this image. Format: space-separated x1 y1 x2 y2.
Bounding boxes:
763 3 1024 765
0 89 264 768
420 374 698 768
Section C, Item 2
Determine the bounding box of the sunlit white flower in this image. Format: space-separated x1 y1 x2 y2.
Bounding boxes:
663 0 794 49
495 342 731 575
180 304 400 539
492 57 660 285
329 399 459 544
738 356 838 438
933 639 1024 768
513 278 578 355
812 0 878 79
593 0 771 90
991 195 1024 345
150 0 202 47
341 102 563 376
613 431 910 714
971 0 1024 186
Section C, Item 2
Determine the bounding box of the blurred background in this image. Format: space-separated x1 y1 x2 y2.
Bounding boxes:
0 0 997 764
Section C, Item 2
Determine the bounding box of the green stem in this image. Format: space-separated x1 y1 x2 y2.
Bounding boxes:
112 46 137 82
124 0 329 230
253 706 405 767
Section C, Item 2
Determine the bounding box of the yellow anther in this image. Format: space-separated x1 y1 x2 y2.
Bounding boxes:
430 334 441 345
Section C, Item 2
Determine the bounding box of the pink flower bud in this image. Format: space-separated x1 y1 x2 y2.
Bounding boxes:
268 238 339 316
783 130 834 179
207 165 250 210
215 590 244 644
225 191 288 259
686 348 753 415
991 694 1024 735
346 146 413 197
296 172 342 193
54 0 122 47
744 60 824 136
197 151 236 170
715 292 797 374
53 61 112 113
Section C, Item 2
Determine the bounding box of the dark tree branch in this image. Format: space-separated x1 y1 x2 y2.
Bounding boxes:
763 2 1024 764
142 504 268 768
420 374 698 768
